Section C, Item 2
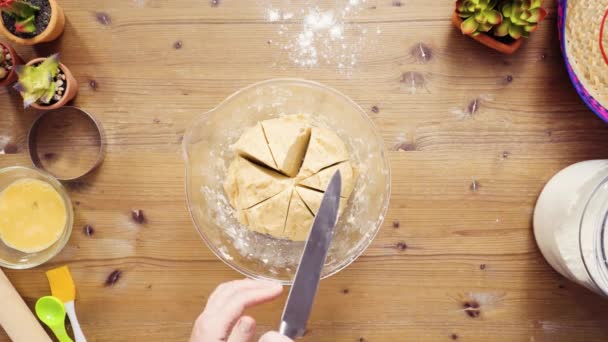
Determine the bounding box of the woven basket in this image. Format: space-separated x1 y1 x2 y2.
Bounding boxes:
559 0 608 122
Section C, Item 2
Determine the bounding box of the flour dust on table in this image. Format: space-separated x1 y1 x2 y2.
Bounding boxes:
261 0 381 73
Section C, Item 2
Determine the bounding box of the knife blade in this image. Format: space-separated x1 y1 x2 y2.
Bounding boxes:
279 170 342 339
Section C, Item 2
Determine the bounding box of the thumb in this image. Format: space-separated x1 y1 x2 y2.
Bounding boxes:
259 331 294 342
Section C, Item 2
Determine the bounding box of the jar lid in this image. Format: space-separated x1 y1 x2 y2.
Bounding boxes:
27 106 105 181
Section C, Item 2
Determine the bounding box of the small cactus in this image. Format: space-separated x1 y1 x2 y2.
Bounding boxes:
0 46 10 79
456 0 503 36
494 0 547 39
0 0 39 33
14 54 61 107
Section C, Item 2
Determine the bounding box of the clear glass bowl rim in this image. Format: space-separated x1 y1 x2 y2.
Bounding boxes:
182 78 391 284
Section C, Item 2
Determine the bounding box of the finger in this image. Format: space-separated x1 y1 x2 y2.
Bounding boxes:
201 282 283 340
259 331 294 342
220 285 283 321
227 316 256 342
206 279 258 310
207 279 277 312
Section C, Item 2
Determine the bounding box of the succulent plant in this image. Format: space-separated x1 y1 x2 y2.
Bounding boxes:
0 0 39 33
494 0 547 39
456 0 503 36
0 49 7 79
14 54 61 107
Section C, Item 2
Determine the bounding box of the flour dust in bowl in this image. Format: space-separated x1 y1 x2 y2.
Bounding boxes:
182 79 390 283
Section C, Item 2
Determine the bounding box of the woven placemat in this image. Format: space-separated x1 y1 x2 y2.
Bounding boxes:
559 0 608 121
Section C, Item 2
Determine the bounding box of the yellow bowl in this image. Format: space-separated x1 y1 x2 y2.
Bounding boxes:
0 166 73 269
182 79 391 283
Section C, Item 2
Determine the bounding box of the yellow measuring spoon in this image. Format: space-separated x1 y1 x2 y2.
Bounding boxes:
35 296 73 342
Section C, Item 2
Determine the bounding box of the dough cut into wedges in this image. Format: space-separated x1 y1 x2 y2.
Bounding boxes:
298 161 355 198
225 117 356 241
238 189 292 237
224 157 291 209
284 190 315 241
299 127 349 177
232 122 278 170
296 186 348 216
261 116 311 177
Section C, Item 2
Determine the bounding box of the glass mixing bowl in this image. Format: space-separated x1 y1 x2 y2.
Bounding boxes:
182 79 390 283
0 166 74 269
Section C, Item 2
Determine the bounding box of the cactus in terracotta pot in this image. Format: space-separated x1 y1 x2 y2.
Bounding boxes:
14 53 60 107
494 0 547 39
0 0 66 45
453 0 547 54
0 0 39 33
14 53 78 109
0 47 8 79
456 0 503 36
0 42 22 86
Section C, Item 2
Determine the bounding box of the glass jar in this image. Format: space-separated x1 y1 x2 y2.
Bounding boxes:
534 160 608 295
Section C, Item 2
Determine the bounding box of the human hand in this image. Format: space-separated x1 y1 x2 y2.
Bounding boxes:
190 279 294 342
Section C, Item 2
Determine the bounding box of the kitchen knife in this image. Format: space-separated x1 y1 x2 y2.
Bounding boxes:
279 170 342 339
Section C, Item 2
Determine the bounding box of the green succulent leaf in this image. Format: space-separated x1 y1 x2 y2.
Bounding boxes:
530 0 542 8
527 7 547 22
478 22 494 32
7 0 39 18
15 15 35 33
38 53 60 78
524 23 538 32
464 1 476 11
494 20 510 36
486 9 503 24
461 15 480 34
40 82 56 104
474 12 487 23
20 91 39 107
502 3 513 18
508 23 523 39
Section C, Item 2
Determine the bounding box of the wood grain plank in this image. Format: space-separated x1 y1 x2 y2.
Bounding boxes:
2 0 608 341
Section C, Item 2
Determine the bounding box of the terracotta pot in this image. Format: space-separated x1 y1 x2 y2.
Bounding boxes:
452 12 523 55
0 0 65 46
0 42 23 87
24 57 78 110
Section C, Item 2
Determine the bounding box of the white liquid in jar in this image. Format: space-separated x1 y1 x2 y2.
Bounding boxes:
534 160 608 295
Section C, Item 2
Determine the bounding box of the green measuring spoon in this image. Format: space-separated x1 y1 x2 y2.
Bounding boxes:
35 296 73 342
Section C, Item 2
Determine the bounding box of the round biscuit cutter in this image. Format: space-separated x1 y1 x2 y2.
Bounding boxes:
27 106 105 181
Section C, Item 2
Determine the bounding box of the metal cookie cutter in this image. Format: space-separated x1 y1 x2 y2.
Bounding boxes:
27 106 105 181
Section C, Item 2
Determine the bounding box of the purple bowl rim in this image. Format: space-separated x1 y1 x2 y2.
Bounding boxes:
558 0 608 123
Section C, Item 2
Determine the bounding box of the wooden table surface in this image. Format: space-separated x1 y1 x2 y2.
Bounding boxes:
2 0 608 341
